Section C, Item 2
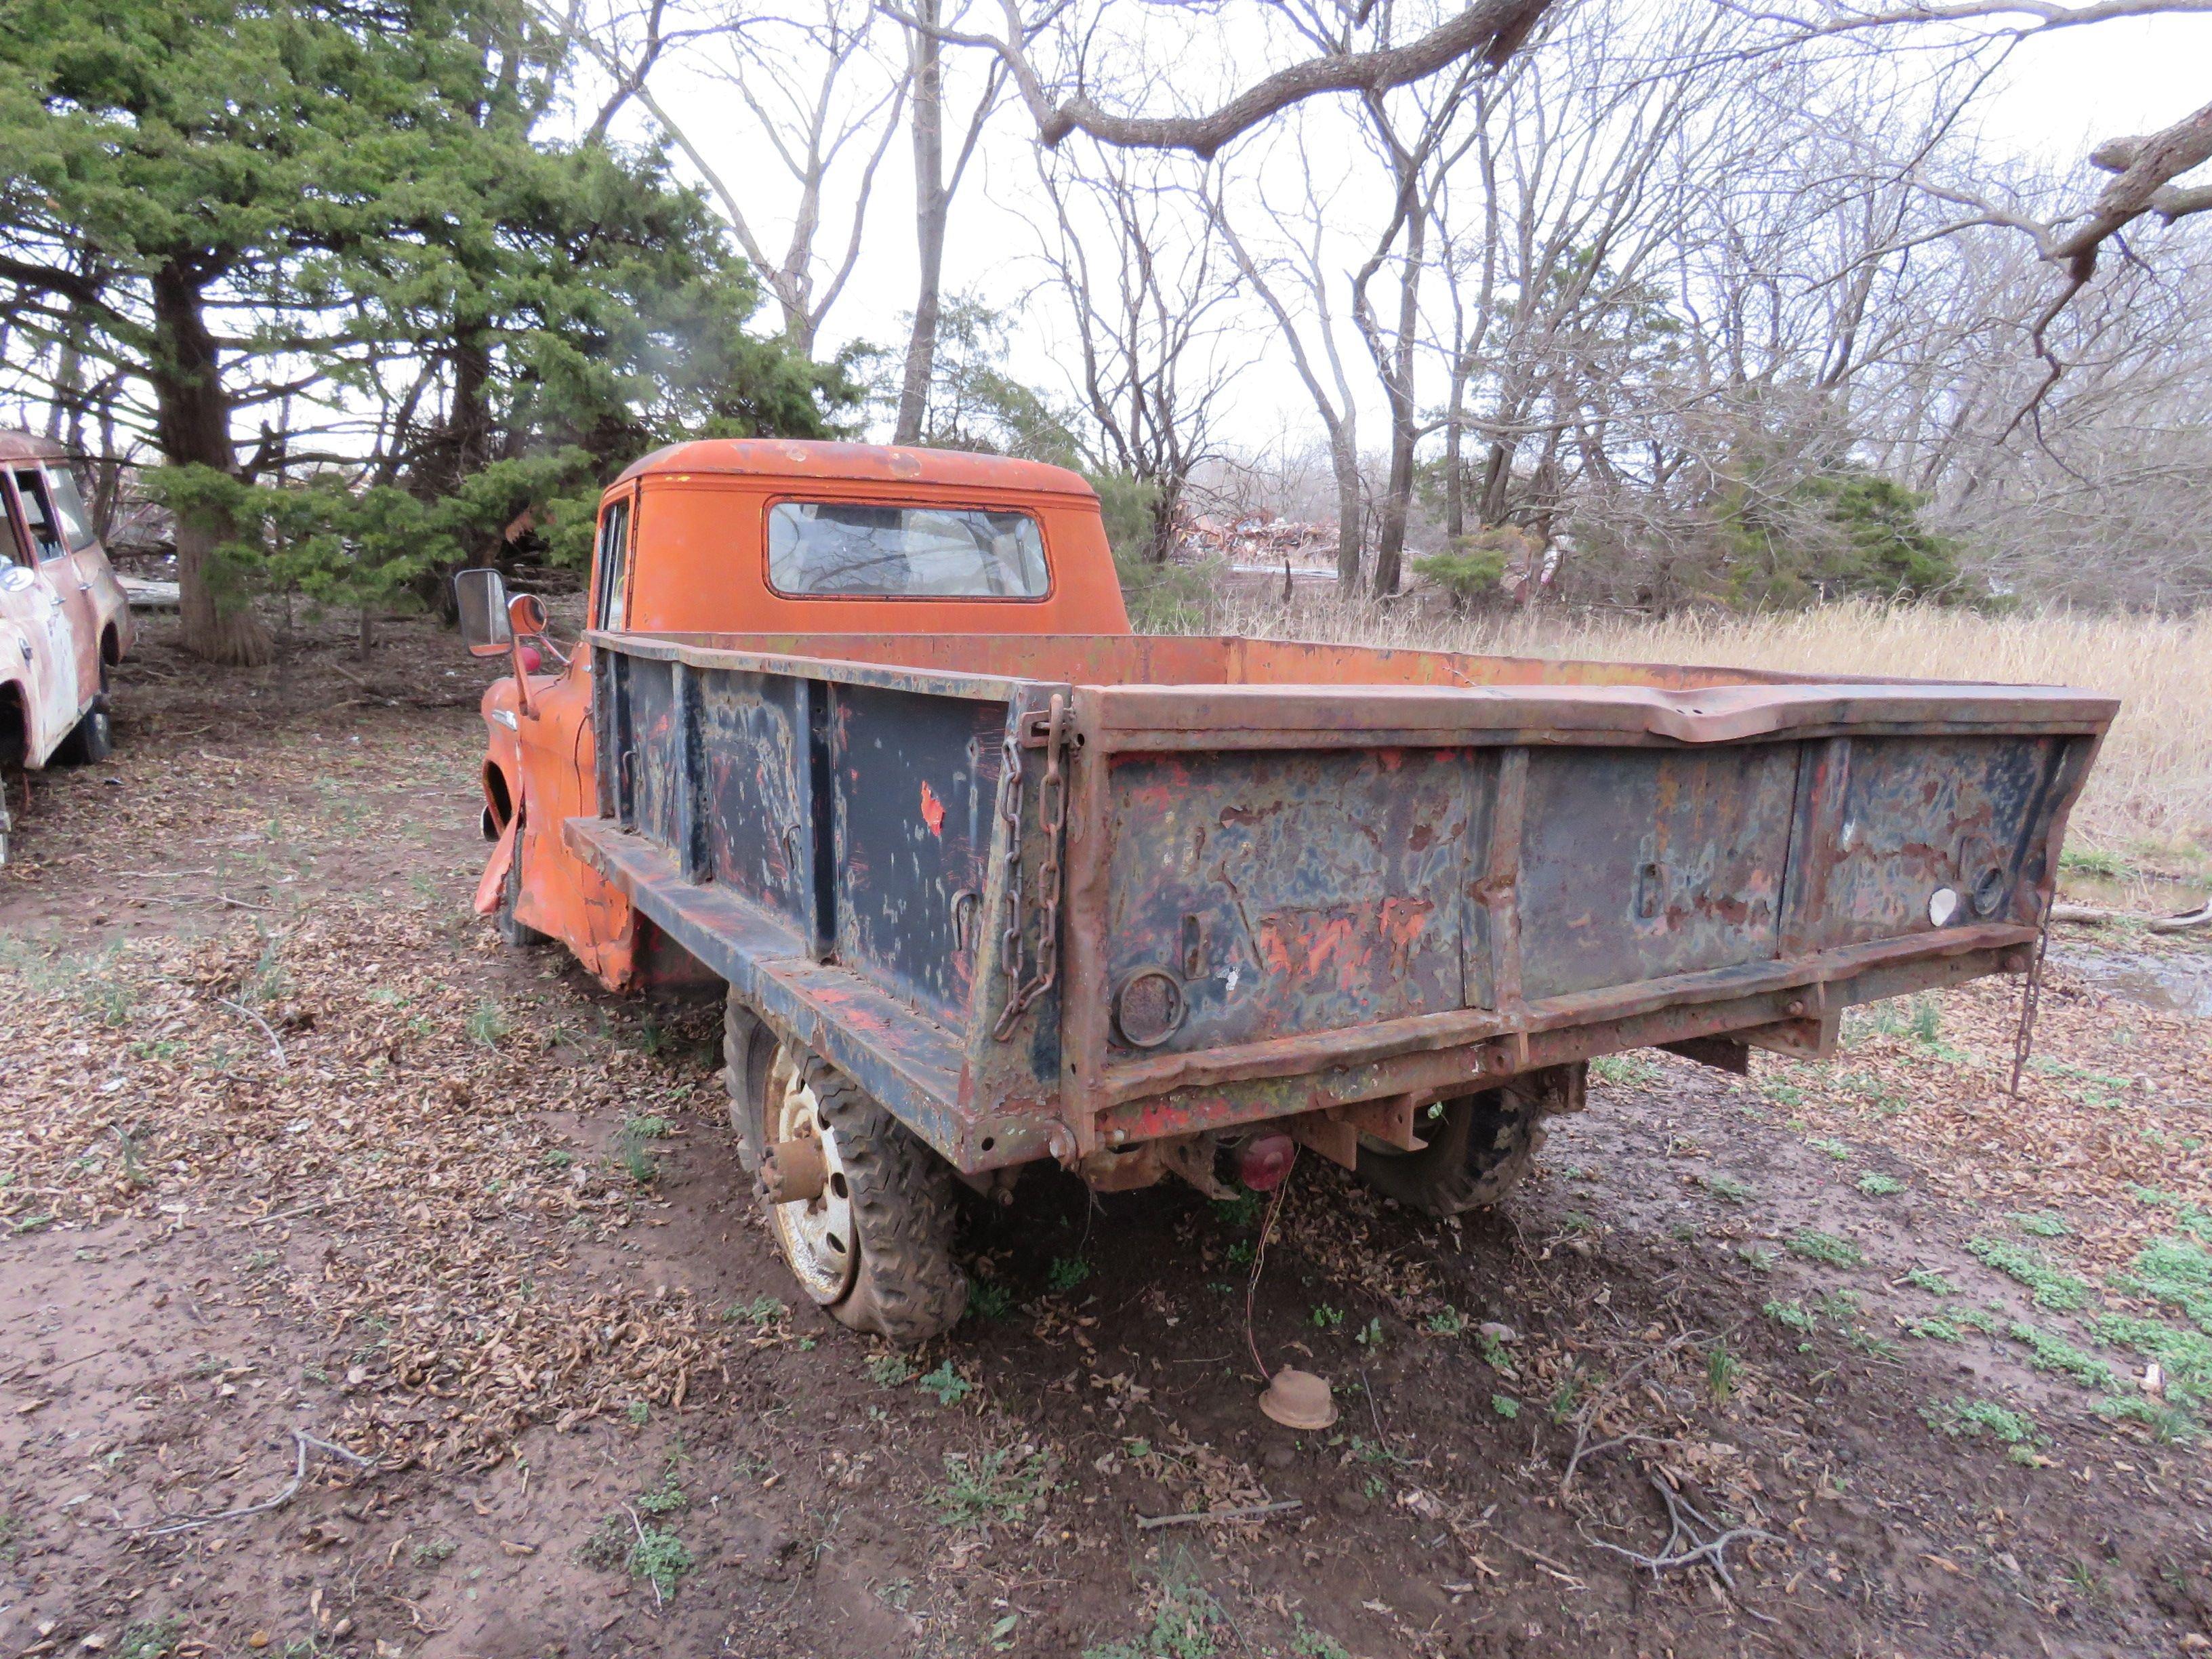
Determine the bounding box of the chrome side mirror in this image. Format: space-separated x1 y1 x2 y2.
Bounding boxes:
455 567 512 658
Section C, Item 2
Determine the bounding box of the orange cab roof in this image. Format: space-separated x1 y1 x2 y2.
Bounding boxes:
614 439 1097 497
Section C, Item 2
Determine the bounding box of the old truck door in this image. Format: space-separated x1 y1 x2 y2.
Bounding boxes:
0 472 82 756
6 464 99 707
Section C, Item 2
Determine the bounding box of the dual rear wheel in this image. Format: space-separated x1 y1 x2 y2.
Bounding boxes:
723 994 967 1344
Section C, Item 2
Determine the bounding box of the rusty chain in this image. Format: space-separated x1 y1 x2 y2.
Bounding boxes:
2008 899 2055 1099
991 693 1069 1041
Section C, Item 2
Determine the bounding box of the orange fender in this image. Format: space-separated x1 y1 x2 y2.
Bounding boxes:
475 812 518 917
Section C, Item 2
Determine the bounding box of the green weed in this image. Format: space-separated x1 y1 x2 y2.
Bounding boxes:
1310 1305 1344 1330
466 998 510 1048
2011 1210 2070 1239
2090 1313 2212 1406
867 1353 917 1388
1736 1244 1778 1272
968 1280 1015 1322
1765 1299 1819 1336
1490 1394 1521 1419
2009 1322 2118 1390
1706 1340 1741 1404
1788 1229 1864 1268
1967 1235 2091 1311
1353 1317 1385 1349
1924 1396 2038 1449
1906 1268 1959 1296
1909 1317 1963 1343
1857 1173 1904 1197
1591 1053 1662 1087
1425 1305 1467 1336
1082 1576 1225 1659
1808 1137 1853 1162
2109 1237 2212 1332
1706 1174 1755 1204
115 1619 184 1659
2090 1395 2199 1442
931 1446 1052 1530
1048 1256 1092 1293
918 1360 975 1407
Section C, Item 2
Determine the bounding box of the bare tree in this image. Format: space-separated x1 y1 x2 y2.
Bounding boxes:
1034 145 1246 560
535 0 906 355
1204 142 1370 585
893 0 1006 443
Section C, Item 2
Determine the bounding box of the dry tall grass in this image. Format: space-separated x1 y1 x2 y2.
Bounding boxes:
1193 594 2210 860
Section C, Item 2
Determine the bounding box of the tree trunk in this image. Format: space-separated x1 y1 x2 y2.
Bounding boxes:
894 1 946 446
1368 210 1427 598
151 262 272 665
1330 428 1363 588
1443 367 1468 544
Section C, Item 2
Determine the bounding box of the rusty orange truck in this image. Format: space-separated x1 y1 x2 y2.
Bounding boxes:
1 430 136 863
458 438 2113 1343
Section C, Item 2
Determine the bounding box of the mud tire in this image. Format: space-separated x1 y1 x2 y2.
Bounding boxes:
723 993 966 1344
804 1057 968 1344
52 672 112 765
722 991 772 1172
1354 1078 1551 1218
492 820 547 947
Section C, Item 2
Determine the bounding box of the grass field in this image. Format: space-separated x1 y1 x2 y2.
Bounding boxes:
1196 593 2211 867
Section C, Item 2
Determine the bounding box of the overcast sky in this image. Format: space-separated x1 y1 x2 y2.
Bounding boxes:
628 7 2212 461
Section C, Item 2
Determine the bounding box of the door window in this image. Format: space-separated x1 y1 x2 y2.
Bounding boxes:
766 501 1050 598
593 497 632 630
43 467 98 552
10 470 66 561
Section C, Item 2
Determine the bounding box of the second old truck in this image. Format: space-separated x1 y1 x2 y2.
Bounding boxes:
458 440 2114 1343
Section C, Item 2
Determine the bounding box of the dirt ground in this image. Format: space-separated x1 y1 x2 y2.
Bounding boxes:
2 613 2209 1659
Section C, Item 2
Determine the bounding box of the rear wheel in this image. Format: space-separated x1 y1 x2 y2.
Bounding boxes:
1354 1068 1578 1217
52 670 112 764
724 996 966 1343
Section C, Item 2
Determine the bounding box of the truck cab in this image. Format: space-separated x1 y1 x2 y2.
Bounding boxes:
464 440 1128 986
0 430 137 863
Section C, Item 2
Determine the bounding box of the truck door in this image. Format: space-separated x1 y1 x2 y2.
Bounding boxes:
8 465 99 708
0 472 83 758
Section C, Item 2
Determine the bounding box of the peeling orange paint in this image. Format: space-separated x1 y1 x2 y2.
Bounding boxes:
919 780 947 837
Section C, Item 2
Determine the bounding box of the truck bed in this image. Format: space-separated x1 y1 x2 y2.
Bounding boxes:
568 631 2114 1174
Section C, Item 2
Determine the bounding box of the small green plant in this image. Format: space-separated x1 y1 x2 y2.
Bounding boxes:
1476 1330 1514 1372
1808 1137 1853 1162
1425 1305 1467 1336
2060 845 2130 878
115 1618 184 1659
613 1115 670 1185
1210 1193 1264 1230
635 1470 689 1517
1856 1172 1904 1197
867 1353 917 1387
1490 1393 1521 1420
1788 1229 1865 1268
2011 1210 2070 1239
1047 1255 1092 1292
1590 1053 1662 1087
1957 1306 2005 1335
1737 1244 1778 1272
1310 1304 1344 1330
2091 1313 2211 1407
1288 1616 1354 1659
544 1147 575 1171
1706 1340 1741 1404
628 1525 693 1599
968 1280 1015 1322
623 1400 651 1427
918 1360 975 1406
1909 1317 1963 1343
466 998 510 1048
1966 1235 2091 1311
1353 1317 1385 1349
1765 1299 1819 1336
1225 1240 1255 1266
2009 1322 2118 1390
2109 1236 2212 1332
411 1535 458 1565
1706 1174 1755 1204
2090 1395 2199 1443
1906 1268 1959 1296
930 1446 1052 1530
1924 1395 2038 1445
727 1294 787 1328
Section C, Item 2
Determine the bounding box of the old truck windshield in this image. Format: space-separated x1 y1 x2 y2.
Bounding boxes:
768 501 1048 599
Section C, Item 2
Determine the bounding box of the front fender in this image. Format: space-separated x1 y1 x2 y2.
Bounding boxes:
474 811 518 916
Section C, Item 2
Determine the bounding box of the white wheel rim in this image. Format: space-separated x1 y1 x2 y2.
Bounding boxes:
765 1050 857 1304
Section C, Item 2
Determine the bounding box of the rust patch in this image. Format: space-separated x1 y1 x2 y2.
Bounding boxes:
919 779 946 838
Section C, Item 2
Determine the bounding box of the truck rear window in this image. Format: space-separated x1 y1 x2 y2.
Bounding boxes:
767 501 1048 599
